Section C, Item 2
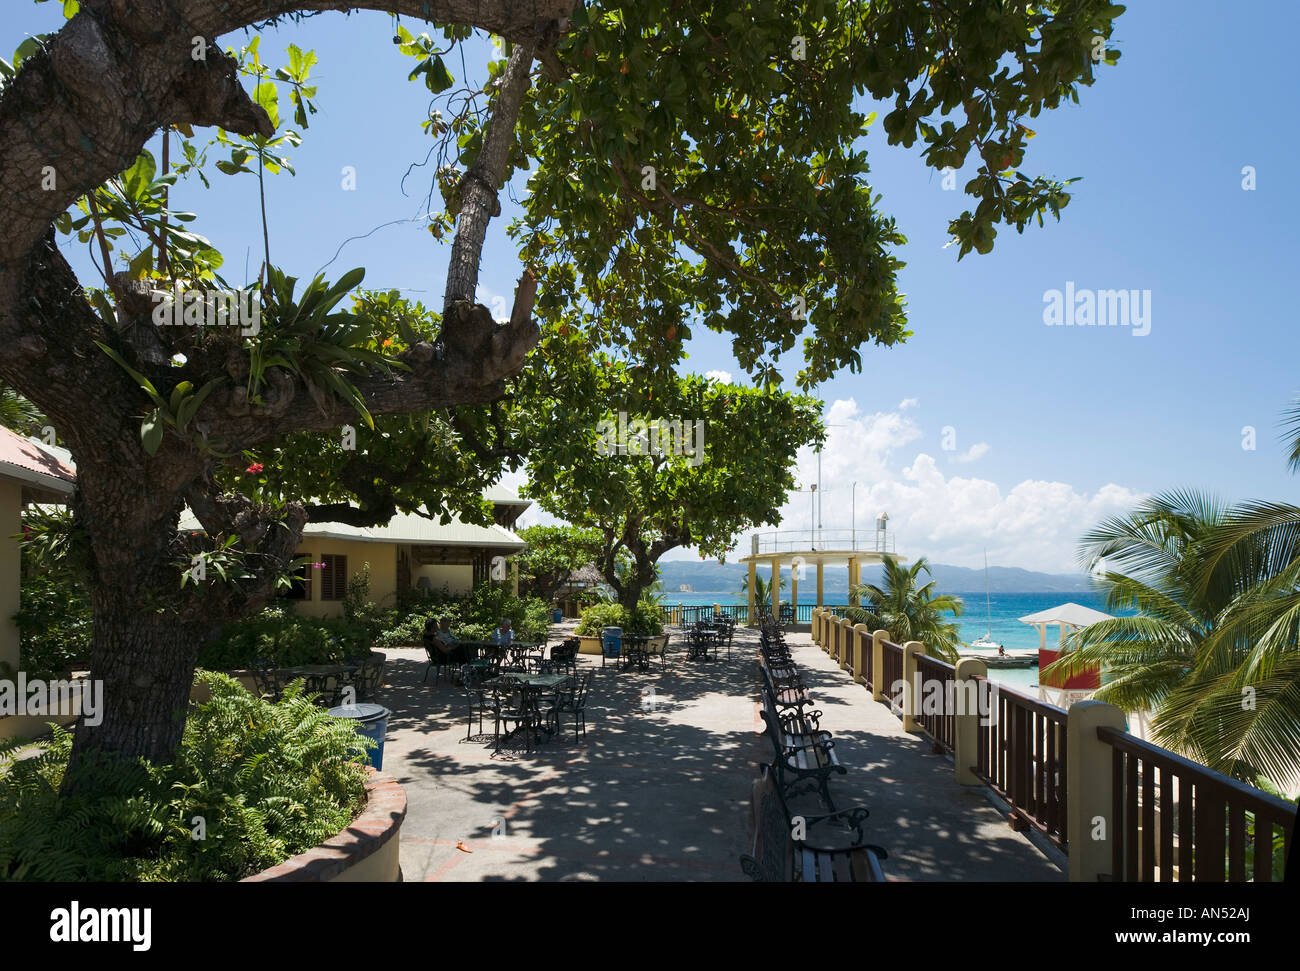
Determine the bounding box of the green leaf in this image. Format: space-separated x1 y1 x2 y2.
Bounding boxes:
426 55 455 93
141 408 164 456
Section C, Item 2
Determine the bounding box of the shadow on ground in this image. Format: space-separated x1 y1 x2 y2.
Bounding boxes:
373 628 1064 882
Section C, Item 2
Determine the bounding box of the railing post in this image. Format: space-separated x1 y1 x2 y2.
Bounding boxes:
901 641 925 732
953 657 988 785
852 623 871 686
1067 699 1127 883
839 617 853 671
811 608 821 646
871 630 890 702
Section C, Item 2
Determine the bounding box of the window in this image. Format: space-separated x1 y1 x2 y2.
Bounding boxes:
320 554 348 601
280 557 311 600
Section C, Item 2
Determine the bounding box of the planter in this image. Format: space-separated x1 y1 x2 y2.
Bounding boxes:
576 633 666 655
242 766 406 882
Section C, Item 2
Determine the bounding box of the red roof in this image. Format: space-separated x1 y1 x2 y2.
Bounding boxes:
0 425 76 491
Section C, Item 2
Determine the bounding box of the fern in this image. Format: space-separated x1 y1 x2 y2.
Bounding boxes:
0 673 370 881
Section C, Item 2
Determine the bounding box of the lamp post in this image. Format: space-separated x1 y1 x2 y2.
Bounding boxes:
809 484 817 550
851 481 858 550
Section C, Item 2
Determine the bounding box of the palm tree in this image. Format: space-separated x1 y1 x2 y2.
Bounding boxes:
1048 488 1300 788
739 571 786 615
849 555 964 662
0 384 44 436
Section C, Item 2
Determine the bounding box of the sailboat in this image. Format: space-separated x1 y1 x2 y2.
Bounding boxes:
968 550 1003 652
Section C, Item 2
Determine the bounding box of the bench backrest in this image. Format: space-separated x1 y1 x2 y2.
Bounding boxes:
739 769 792 881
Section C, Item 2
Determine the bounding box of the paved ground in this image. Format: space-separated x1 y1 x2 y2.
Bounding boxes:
375 627 1065 882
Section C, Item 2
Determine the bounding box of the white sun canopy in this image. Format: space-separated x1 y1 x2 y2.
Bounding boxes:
1018 602 1114 628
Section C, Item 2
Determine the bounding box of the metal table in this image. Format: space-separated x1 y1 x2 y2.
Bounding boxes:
485 672 569 751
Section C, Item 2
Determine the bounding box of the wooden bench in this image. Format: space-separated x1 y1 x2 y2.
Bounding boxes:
759 659 815 713
760 695 844 808
740 767 887 882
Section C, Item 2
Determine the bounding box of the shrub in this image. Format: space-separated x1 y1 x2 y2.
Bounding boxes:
10 572 91 678
574 601 663 637
374 612 430 648
0 673 369 881
574 601 625 637
342 563 394 642
197 608 371 669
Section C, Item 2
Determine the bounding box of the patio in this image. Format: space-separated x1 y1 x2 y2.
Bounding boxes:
375 626 1066 881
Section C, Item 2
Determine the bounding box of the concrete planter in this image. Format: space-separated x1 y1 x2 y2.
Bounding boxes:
576 633 667 656
242 766 406 882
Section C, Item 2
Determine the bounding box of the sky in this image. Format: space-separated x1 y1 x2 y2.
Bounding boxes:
9 1 1299 574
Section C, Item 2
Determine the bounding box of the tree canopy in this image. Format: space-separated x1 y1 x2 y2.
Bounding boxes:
0 0 1124 771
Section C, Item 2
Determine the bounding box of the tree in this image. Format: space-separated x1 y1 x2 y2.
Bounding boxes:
519 358 824 609
850 555 965 662
514 524 604 602
739 570 785 612
0 0 1124 774
1049 485 1300 788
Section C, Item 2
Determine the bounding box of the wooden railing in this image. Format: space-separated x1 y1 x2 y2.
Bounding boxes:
660 603 872 626
914 653 958 754
1098 726 1296 882
973 677 1069 849
813 613 1298 880
879 639 904 713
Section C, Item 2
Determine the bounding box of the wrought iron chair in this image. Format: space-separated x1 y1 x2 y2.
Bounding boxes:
549 671 593 742
540 638 579 676
491 680 543 755
461 665 492 740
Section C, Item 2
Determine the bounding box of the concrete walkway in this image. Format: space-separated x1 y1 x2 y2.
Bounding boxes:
375 628 1064 881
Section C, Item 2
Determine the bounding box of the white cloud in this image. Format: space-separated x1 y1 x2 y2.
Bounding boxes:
898 397 919 410
726 398 1144 573
952 441 991 463
474 284 510 323
705 369 733 384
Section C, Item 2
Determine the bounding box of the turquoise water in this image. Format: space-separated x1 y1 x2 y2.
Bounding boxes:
661 590 1117 693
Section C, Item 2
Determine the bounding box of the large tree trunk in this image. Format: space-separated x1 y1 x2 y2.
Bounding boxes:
74 601 205 769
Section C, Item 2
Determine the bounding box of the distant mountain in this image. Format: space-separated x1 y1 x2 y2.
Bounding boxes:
656 559 1094 595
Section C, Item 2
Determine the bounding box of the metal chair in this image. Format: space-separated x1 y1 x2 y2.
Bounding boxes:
461 666 492 740
491 681 543 755
550 671 593 742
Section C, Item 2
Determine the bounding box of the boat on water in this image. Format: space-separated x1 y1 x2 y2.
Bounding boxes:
958 552 1040 668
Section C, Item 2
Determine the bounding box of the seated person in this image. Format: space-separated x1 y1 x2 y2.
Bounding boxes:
425 616 467 664
490 617 514 646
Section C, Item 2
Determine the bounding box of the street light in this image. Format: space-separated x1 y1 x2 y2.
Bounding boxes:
851 481 858 549
809 484 817 550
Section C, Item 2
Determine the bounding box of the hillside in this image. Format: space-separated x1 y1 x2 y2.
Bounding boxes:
656 559 1094 595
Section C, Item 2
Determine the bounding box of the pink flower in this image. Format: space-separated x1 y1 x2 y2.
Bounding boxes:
246 462 264 474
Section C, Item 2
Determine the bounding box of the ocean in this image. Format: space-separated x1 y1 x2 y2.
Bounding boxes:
660 590 1117 693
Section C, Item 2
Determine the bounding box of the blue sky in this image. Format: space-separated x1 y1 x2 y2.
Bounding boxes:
9 1 1299 572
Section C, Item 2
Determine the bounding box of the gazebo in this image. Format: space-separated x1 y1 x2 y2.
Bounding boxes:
1019 601 1111 705
738 516 903 625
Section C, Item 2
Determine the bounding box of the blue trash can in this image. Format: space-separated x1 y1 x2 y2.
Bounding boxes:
553 607 564 623
328 702 392 770
601 626 622 658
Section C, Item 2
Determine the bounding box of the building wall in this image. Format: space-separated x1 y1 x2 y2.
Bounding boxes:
411 563 474 597
0 481 21 673
292 539 398 619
